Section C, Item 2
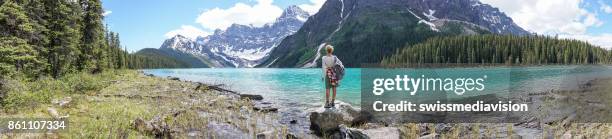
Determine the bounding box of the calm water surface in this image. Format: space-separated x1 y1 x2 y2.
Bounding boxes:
143 66 612 108
143 66 611 134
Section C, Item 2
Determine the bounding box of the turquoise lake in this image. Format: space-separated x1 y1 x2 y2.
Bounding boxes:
143 66 612 109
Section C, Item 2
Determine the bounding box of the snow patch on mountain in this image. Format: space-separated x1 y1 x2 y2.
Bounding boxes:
424 9 438 20
264 57 279 68
408 9 439 32
303 43 327 68
297 16 307 22
223 46 275 61
339 0 345 18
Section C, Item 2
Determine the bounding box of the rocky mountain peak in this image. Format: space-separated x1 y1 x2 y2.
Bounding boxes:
160 35 201 54
277 5 309 22
161 35 191 49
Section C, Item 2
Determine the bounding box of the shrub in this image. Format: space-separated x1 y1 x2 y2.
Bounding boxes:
62 72 108 94
0 77 63 111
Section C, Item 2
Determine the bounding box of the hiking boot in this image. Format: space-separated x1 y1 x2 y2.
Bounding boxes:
324 102 332 108
331 100 336 107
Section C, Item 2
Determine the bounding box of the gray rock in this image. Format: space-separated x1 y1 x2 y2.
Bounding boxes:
240 94 263 100
51 97 72 107
47 107 69 120
419 133 438 139
167 76 180 81
310 102 375 136
309 109 344 136
286 133 299 139
206 121 249 139
255 130 300 139
434 123 452 134
336 124 369 139
187 129 203 137
361 127 400 139
253 106 278 112
47 107 61 119
256 130 274 139
132 116 174 138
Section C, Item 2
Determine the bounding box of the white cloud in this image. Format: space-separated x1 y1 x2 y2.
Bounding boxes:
102 10 112 16
165 25 210 40
559 34 612 49
480 0 603 34
195 0 283 31
299 0 326 15
600 0 612 13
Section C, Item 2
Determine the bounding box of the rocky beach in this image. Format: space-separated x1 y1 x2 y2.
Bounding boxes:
1 70 610 138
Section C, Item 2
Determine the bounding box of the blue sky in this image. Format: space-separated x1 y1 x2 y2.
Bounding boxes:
103 0 612 52
101 0 323 52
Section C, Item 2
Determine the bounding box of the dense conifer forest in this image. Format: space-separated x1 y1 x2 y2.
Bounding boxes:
382 35 612 65
0 0 172 79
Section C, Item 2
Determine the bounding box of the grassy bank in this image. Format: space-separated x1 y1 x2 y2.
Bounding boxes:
0 70 288 138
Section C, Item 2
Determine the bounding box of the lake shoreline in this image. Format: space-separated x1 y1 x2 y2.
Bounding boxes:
2 70 609 138
147 69 612 138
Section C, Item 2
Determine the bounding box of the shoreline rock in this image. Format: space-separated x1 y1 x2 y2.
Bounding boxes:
240 94 263 100
309 102 376 137
167 76 180 81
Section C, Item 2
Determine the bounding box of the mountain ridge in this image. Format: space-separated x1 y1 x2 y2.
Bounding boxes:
153 5 310 68
257 0 530 68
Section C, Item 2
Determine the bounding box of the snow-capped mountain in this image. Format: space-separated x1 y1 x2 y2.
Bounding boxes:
403 0 529 35
160 35 199 52
259 0 531 68
161 5 310 68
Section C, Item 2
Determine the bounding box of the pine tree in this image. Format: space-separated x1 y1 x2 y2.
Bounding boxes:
44 0 81 78
0 0 43 78
78 0 106 73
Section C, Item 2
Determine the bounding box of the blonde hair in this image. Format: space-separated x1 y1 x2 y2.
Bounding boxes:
325 44 334 54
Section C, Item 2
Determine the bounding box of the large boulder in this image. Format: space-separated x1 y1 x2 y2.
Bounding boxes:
309 102 373 136
310 109 344 135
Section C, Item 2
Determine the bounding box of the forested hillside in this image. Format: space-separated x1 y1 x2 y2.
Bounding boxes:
0 0 166 79
131 48 205 69
382 35 612 65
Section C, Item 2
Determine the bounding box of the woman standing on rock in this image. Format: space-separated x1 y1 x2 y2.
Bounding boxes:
321 43 345 108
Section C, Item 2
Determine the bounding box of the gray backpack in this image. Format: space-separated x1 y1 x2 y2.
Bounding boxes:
332 56 345 80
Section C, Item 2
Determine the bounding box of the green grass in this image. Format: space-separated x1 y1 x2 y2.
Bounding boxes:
0 70 289 138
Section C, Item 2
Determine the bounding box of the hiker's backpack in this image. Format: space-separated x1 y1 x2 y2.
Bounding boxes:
332 56 345 80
